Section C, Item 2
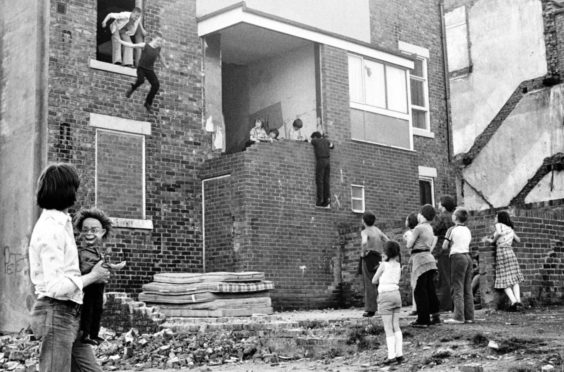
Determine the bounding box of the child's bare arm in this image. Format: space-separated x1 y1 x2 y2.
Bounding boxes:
116 39 145 48
107 261 126 271
371 264 384 285
159 52 170 68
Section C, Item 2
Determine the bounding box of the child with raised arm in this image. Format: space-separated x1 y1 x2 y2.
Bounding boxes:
74 208 126 345
442 207 474 324
119 32 169 113
482 211 524 311
372 240 404 366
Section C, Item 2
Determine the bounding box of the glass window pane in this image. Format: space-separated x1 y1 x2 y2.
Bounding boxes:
410 79 425 107
364 60 386 108
419 180 433 205
386 66 408 113
413 59 424 78
352 199 364 212
350 108 365 141
412 109 427 129
352 186 363 198
348 55 363 103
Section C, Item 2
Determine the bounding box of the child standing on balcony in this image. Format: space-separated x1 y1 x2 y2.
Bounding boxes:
372 240 404 366
482 211 524 311
74 208 126 345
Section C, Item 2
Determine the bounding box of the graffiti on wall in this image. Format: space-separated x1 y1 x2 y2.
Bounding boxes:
3 243 29 276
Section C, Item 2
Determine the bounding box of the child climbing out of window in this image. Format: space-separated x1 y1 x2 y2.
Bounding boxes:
372 240 404 366
74 208 126 345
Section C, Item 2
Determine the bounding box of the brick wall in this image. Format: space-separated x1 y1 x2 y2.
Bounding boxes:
369 0 455 198
48 0 211 296
467 206 564 308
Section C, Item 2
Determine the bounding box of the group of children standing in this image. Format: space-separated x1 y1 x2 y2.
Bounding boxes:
361 199 525 365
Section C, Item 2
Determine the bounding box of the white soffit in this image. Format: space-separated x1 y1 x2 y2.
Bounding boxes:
198 5 414 69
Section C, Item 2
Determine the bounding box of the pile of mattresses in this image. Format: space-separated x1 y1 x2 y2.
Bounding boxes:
139 272 274 317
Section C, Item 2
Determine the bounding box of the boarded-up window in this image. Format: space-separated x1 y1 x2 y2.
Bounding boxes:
445 6 471 72
96 129 145 219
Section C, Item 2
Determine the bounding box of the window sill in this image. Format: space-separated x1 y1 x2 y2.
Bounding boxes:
351 138 415 153
413 128 435 138
89 59 137 77
110 217 153 230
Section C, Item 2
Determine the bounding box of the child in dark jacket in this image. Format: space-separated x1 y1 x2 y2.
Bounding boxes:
310 131 334 207
74 208 126 345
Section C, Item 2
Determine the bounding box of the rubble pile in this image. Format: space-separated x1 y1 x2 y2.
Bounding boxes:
139 272 275 317
0 333 39 372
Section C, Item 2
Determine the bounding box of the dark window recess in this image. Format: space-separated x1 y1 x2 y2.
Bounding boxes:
57 3 66 14
419 179 433 206
96 0 136 63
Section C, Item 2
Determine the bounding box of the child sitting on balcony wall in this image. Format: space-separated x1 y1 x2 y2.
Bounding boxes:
289 118 305 141
248 118 272 144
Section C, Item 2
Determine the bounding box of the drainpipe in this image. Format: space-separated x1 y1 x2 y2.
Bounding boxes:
439 0 452 163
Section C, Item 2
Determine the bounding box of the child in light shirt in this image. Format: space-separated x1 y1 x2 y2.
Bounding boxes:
372 240 404 366
443 207 474 324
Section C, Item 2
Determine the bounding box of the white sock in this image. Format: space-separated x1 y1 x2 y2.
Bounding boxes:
394 331 403 357
386 336 396 359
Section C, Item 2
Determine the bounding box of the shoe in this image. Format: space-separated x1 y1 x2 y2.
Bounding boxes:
507 303 517 312
92 336 105 344
410 321 429 328
125 85 134 98
144 103 153 114
362 311 375 317
114 62 122 65
515 302 524 310
123 64 134 68
408 310 418 316
443 318 464 324
395 356 404 364
465 320 475 324
81 337 99 346
381 358 396 366
431 315 441 324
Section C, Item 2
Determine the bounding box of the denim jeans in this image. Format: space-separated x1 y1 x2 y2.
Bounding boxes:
450 253 474 322
31 297 102 372
361 258 378 312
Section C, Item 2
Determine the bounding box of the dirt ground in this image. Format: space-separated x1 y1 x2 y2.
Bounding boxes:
117 305 564 372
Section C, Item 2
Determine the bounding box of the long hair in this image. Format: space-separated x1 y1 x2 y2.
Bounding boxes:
36 163 80 211
383 240 401 265
497 211 514 229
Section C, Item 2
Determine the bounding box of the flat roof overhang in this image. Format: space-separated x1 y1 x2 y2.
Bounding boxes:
197 2 415 69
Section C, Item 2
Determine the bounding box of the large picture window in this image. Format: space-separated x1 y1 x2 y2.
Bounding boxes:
348 54 411 149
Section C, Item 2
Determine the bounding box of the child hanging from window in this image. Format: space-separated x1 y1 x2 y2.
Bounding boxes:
372 240 404 366
119 32 169 114
74 208 126 345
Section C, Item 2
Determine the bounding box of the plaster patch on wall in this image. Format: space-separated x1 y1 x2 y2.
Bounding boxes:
525 171 564 204
462 85 564 209
449 0 547 154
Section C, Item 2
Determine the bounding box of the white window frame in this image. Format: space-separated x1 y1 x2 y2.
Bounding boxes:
418 166 437 207
398 41 433 137
348 54 413 150
90 113 153 229
351 184 365 213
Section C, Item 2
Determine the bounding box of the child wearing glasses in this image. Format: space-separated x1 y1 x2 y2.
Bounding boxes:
74 208 126 345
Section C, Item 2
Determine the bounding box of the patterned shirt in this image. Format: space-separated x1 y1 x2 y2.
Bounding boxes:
29 209 84 304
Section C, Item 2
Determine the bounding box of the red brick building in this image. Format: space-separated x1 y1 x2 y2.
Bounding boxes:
0 0 453 331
